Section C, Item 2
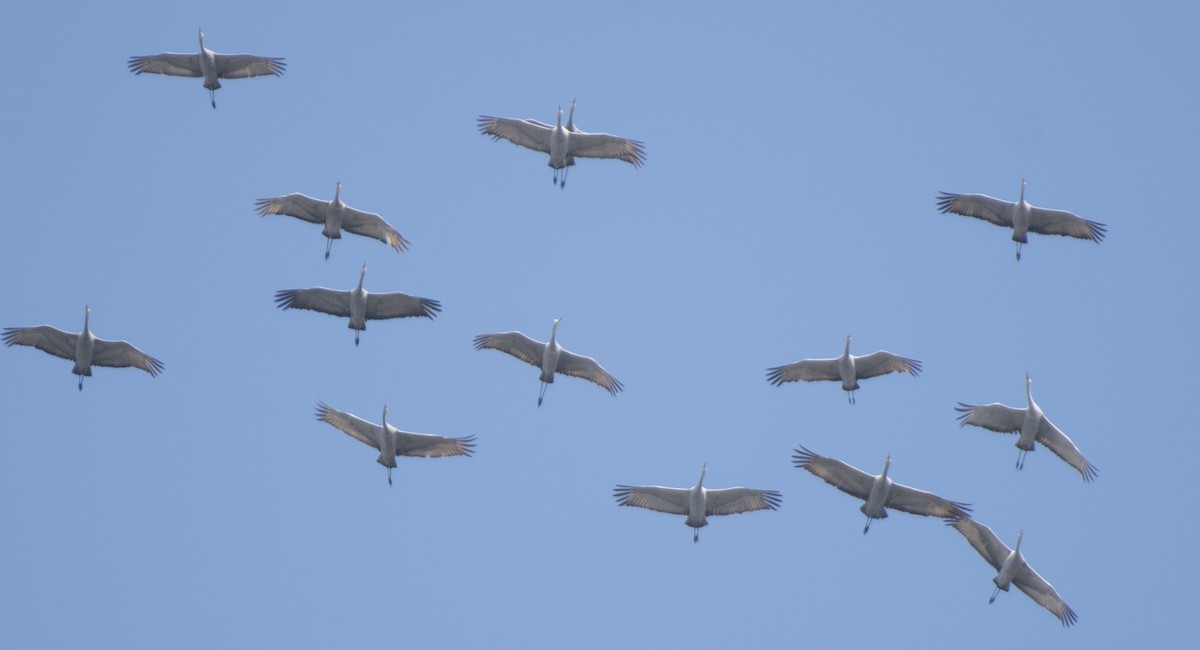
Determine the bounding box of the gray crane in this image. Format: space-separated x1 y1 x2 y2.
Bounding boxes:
947 518 1078 627
128 29 285 108
274 264 440 346
936 180 1106 260
767 335 921 404
792 445 971 534
315 402 475 486
614 464 781 543
956 374 1098 481
474 317 622 407
3 305 163 390
478 101 645 188
255 181 409 260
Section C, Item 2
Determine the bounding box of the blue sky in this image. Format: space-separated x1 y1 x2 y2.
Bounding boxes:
1 1 1195 647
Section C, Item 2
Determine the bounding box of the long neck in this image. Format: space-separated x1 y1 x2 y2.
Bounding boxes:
566 101 576 129
556 107 563 128
82 306 90 335
1018 179 1026 204
357 265 367 291
881 456 891 479
549 320 560 345
843 336 852 357
697 465 707 488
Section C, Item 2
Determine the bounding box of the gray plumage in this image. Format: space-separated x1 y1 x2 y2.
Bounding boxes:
128 29 285 108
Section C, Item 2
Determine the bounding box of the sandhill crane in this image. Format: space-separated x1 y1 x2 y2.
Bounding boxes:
614 464 781 543
955 374 1097 482
315 402 475 486
473 317 622 406
947 518 1078 627
792 446 971 533
477 101 646 188
127 28 285 109
936 180 1106 260
274 263 440 346
255 181 409 260
2 305 163 390
767 335 921 404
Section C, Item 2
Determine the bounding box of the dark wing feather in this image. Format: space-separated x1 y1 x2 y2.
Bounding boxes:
555 349 623 395
612 485 689 515
705 487 782 516
364 292 441 320
339 208 410 253
566 131 646 167
2 325 78 361
766 358 841 385
884 483 971 519
791 446 874 500
477 116 553 153
473 331 546 368
954 402 1025 434
936 192 1015 228
127 52 202 77
947 517 1010 571
214 53 286 79
254 193 328 224
90 338 164 376
315 402 381 451
1013 565 1079 627
389 428 476 458
274 287 352 317
1035 418 1098 482
1027 206 1106 243
854 351 921 379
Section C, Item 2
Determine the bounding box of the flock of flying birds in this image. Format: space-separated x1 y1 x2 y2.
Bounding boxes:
2 30 1111 630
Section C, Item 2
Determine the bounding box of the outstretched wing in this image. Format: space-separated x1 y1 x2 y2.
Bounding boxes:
947 517 1009 571
365 292 441 320
1027 206 1106 243
315 402 381 451
613 485 689 515
340 207 410 253
1036 417 1099 482
127 52 202 77
766 358 841 385
954 402 1025 434
214 53 286 79
854 351 921 380
477 116 554 154
91 338 164 376
885 483 971 519
274 287 352 317
2 325 78 362
1013 564 1079 627
705 487 782 516
566 131 646 167
389 427 476 458
791 445 874 500
473 331 546 368
936 192 1015 229
255 193 328 224
555 349 623 396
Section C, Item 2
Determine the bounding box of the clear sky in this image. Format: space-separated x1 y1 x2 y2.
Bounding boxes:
1 1 1194 647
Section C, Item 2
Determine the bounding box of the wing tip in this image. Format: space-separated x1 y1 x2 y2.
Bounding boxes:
791 445 817 468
